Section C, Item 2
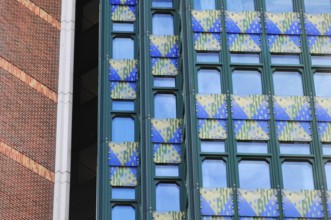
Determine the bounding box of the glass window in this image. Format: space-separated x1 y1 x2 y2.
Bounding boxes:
325 163 331 190
154 77 176 87
304 0 331 13
314 73 331 97
198 69 221 94
202 160 227 187
227 0 255 11
271 55 300 65
155 165 179 176
265 0 293 12
231 53 260 64
323 144 331 155
112 117 134 142
152 14 174 35
113 38 134 59
112 101 134 111
232 70 262 95
201 141 225 153
237 142 268 154
112 188 135 200
112 206 135 220
311 55 331 66
280 143 310 155
154 94 177 118
194 0 215 10
152 0 173 8
282 162 314 190
239 160 271 189
197 52 219 63
273 72 303 96
156 183 180 211
113 23 134 32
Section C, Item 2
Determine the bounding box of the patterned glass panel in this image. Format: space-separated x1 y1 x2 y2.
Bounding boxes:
198 119 227 139
109 59 138 81
194 33 221 51
151 119 183 143
108 142 139 167
150 36 180 58
265 12 301 35
315 97 331 122
308 36 331 54
225 11 261 34
111 5 136 21
231 95 269 120
228 34 261 52
234 120 270 141
152 212 185 220
196 94 227 119
153 144 181 164
273 96 311 121
110 82 137 99
267 35 301 53
318 122 331 142
276 121 312 142
192 10 221 33
110 167 138 186
200 188 234 216
305 14 331 36
151 58 178 76
110 0 137 5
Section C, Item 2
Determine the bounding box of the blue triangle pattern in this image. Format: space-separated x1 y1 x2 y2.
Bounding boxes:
285 21 301 35
274 102 291 121
150 43 163 57
109 68 121 81
214 103 227 119
294 105 311 121
200 196 216 215
305 20 322 36
283 197 301 217
192 17 206 32
151 127 165 143
226 18 242 33
234 120 245 134
196 102 212 119
265 19 283 34
108 150 123 166
252 103 270 120
245 18 262 34
238 197 257 216
208 18 221 33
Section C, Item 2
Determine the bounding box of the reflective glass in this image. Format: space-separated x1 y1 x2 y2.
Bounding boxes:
154 77 176 87
112 117 134 142
198 69 221 94
304 0 331 13
154 94 176 118
280 143 310 155
265 0 293 12
112 101 134 111
202 160 227 187
197 52 219 63
113 23 134 32
325 163 331 190
112 206 135 220
273 72 303 96
323 144 331 155
155 165 179 176
271 55 300 65
152 0 173 8
112 188 135 200
314 73 331 97
237 142 268 154
232 70 262 95
282 162 314 190
227 0 255 11
201 141 225 153
311 56 331 66
156 184 180 211
231 53 260 64
194 0 215 9
152 14 174 35
239 160 271 189
113 38 134 59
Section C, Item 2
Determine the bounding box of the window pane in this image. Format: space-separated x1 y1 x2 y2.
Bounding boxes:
112 188 135 200
152 14 174 35
113 38 134 59
311 56 331 66
202 160 227 187
154 94 176 118
325 163 331 190
237 142 268 154
197 52 219 63
152 0 173 8
198 69 221 94
280 143 310 155
304 0 331 13
113 23 134 32
112 206 135 220
282 162 314 190
154 77 176 87
239 160 271 189
232 70 262 95
271 55 300 65
265 0 293 12
194 0 215 9
112 101 134 111
314 73 331 97
155 165 179 176
156 183 180 211
231 53 260 64
273 72 303 96
227 0 255 11
323 144 331 155
201 141 225 153
112 118 134 142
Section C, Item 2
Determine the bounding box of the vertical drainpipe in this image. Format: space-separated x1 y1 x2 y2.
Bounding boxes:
53 0 76 219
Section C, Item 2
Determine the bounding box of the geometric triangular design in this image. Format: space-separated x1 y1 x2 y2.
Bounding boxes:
151 58 178 76
268 35 301 53
198 119 227 140
308 36 331 54
152 211 185 220
225 11 261 34
315 97 331 122
110 0 137 5
273 96 311 121
234 120 269 141
276 121 312 142
200 188 234 216
231 95 269 120
194 33 221 51
110 82 137 99
228 34 261 52
151 119 183 143
192 10 221 33
108 142 139 167
150 35 180 58
196 94 228 119
318 122 331 142
111 5 136 21
265 12 301 35
305 14 331 36
109 59 138 82
153 144 181 164
110 167 137 186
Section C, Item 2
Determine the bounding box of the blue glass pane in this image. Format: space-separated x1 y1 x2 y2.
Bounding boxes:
231 53 260 64
154 77 176 87
154 94 176 118
304 0 331 13
197 53 219 63
273 72 303 96
113 38 134 59
237 142 268 154
152 14 174 35
113 23 134 32
198 69 221 94
155 165 179 176
266 0 293 12
156 184 180 211
112 101 134 111
323 144 331 155
112 206 135 220
112 188 135 200
239 161 271 189
232 70 262 95
112 118 134 142
201 141 225 153
311 56 331 66
202 160 227 187
194 0 216 9
227 0 255 11
271 55 300 65
314 73 331 97
325 163 331 190
280 143 310 155
152 0 173 8
282 162 314 190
